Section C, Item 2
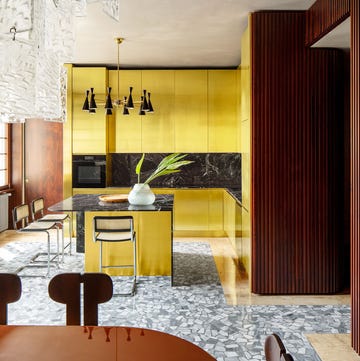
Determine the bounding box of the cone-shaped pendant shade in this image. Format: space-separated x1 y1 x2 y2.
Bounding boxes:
139 96 146 115
126 87 134 109
147 92 154 113
89 88 97 110
142 90 149 111
105 87 113 109
123 96 129 115
82 90 90 111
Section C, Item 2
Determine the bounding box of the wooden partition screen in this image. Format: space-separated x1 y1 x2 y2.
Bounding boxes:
305 0 350 46
251 11 348 294
351 0 360 353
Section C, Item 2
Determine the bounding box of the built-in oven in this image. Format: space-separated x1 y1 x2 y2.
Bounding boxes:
72 155 107 188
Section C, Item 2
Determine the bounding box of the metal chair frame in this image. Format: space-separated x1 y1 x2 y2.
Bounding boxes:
93 215 137 296
13 204 59 277
31 197 72 262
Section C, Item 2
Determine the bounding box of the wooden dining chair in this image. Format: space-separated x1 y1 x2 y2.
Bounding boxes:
0 273 22 324
264 333 287 361
48 272 113 325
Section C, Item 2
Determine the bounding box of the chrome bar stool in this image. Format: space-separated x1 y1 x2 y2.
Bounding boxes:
93 216 136 296
13 204 59 277
31 197 72 262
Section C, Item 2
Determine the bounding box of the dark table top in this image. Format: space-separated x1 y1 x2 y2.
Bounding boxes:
48 194 174 212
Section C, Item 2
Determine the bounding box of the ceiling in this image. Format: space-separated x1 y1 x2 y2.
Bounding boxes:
73 0 318 68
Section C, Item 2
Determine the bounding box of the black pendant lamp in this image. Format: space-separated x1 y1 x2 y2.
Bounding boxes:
82 90 90 111
89 88 97 110
81 37 155 115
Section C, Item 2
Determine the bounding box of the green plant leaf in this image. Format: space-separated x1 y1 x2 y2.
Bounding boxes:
135 153 145 183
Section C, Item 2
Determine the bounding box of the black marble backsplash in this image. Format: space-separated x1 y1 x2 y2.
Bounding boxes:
109 153 241 189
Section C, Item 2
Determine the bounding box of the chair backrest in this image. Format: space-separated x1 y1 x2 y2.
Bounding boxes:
48 273 113 325
0 273 22 324
31 197 45 220
264 333 287 361
93 216 134 233
13 204 30 230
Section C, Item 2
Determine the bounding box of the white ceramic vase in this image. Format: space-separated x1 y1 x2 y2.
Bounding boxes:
128 183 156 205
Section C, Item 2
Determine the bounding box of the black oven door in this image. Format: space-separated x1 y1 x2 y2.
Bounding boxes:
72 155 106 188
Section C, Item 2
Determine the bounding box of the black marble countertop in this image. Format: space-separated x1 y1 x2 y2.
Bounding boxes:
48 194 174 212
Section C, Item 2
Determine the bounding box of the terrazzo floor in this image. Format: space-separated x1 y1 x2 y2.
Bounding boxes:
0 238 351 361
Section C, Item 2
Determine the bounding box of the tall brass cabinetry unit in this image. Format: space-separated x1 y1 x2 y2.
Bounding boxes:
72 67 108 154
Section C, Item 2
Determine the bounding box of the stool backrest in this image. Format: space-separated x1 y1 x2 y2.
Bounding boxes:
0 273 22 324
13 204 30 230
31 197 45 220
48 273 113 325
94 216 133 233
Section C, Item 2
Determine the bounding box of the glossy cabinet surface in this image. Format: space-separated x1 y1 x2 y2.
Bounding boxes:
109 70 142 152
208 70 239 152
174 70 208 151
72 67 108 154
141 70 175 152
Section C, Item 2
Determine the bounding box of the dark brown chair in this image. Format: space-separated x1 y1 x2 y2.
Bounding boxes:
264 333 287 361
48 272 113 325
0 273 22 324
281 353 294 361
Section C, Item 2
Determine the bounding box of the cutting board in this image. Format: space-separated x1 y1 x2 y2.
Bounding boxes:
98 194 128 203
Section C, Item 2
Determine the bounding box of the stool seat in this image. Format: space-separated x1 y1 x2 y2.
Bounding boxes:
95 231 132 242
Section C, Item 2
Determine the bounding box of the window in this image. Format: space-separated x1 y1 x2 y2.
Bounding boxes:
0 123 9 188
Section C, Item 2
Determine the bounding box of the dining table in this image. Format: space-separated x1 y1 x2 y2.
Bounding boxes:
0 325 216 360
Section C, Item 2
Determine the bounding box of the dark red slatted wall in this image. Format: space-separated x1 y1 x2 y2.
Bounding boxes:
251 11 346 294
306 0 350 46
351 0 360 353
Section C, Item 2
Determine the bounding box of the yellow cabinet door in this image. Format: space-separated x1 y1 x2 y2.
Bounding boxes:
109 70 142 152
174 189 209 233
141 70 175 152
174 70 208 152
208 70 239 152
208 189 224 235
72 67 108 154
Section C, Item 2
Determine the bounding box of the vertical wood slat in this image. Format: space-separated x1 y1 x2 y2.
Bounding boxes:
250 11 346 294
351 0 360 354
305 0 350 46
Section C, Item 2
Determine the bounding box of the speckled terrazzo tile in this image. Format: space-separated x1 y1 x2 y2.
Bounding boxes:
1 241 351 361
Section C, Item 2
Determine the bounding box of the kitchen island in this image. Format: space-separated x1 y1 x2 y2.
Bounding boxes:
49 193 174 279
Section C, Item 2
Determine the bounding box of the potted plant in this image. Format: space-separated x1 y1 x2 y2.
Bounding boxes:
128 153 193 205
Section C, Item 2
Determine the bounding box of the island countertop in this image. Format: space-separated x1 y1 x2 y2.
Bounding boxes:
49 193 174 212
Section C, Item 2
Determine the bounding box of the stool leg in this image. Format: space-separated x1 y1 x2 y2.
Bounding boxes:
46 231 51 277
68 216 72 256
61 223 65 262
99 242 103 272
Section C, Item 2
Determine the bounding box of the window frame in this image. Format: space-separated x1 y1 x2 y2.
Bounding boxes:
0 122 10 190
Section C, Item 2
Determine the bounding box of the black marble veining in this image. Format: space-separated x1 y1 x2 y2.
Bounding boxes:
110 153 241 189
49 193 174 212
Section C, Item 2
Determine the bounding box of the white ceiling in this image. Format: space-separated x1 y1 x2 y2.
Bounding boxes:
73 0 317 68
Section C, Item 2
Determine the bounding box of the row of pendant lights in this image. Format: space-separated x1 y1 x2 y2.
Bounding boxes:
81 37 154 116
82 86 154 115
